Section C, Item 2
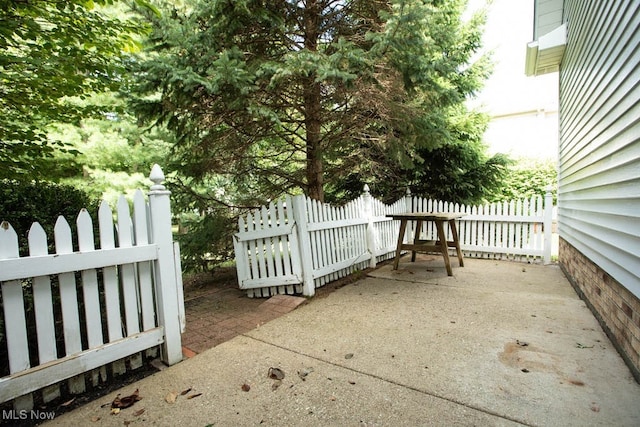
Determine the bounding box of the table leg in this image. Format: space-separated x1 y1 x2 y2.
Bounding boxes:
411 220 422 262
449 219 464 267
435 220 453 276
392 219 408 270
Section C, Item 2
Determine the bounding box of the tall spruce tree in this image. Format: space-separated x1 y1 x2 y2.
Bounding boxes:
132 0 491 203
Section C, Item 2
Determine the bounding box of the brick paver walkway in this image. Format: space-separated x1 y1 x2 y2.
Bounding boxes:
180 274 307 358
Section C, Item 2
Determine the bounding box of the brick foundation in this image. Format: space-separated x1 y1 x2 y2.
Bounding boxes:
559 238 640 382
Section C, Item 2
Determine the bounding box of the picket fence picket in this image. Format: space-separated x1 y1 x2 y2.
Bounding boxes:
0 222 33 411
28 224 62 401
235 188 554 297
54 217 85 394
117 196 145 371
76 210 108 386
133 190 156 336
0 165 183 411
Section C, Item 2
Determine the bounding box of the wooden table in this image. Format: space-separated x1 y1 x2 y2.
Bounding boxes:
387 213 465 276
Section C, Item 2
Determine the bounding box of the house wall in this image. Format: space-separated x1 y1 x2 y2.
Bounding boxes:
534 0 563 38
557 0 640 377
484 108 558 160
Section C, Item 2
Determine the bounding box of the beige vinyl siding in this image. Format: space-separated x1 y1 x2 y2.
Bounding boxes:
558 0 640 295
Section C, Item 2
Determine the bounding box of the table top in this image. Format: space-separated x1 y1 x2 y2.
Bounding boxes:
386 212 466 221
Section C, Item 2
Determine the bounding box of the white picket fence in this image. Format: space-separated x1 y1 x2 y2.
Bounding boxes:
234 187 554 297
0 165 184 411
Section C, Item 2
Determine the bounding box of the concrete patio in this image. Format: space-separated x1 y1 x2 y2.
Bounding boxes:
45 256 640 426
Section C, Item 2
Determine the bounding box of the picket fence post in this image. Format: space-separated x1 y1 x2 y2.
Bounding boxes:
403 189 413 244
543 186 554 264
148 164 183 365
404 188 413 213
292 195 315 296
362 185 377 268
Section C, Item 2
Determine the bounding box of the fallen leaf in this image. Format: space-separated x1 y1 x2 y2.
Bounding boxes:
187 393 202 399
180 387 192 396
241 383 251 392
297 367 314 381
268 367 285 380
134 408 145 417
165 391 178 404
112 389 141 409
61 397 76 407
110 408 120 415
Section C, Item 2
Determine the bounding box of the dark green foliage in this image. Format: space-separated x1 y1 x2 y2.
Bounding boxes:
128 0 493 270
0 180 99 255
491 159 558 203
408 143 510 205
327 106 511 205
131 0 491 202
176 212 237 273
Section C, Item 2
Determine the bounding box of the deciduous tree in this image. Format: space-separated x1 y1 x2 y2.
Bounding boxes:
0 0 155 179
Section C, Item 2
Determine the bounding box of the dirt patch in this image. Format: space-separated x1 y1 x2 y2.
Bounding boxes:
498 341 560 374
182 267 240 300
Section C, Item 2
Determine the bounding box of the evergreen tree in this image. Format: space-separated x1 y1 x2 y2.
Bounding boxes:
330 104 511 205
132 0 492 203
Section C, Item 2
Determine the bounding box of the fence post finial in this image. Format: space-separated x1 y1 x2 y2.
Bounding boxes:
149 164 167 192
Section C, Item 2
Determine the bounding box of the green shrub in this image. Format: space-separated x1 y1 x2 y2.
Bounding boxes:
0 180 100 255
176 211 236 273
490 159 558 204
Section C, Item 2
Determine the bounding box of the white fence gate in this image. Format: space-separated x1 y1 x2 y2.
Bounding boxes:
234 188 554 297
0 165 184 411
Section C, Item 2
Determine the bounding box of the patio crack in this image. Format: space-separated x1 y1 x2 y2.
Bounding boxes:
244 334 535 427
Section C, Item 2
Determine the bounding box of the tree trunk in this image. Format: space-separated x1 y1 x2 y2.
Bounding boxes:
305 84 323 202
303 1 324 202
